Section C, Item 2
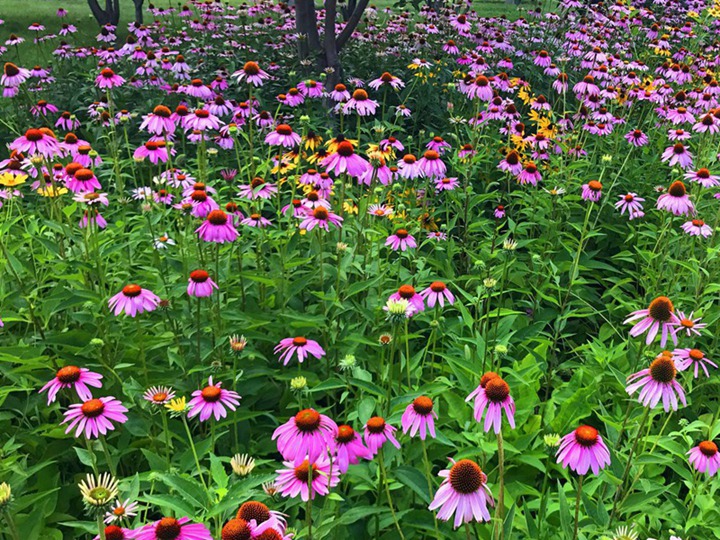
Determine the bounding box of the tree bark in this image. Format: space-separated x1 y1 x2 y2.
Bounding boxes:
87 0 120 25
336 0 369 52
324 0 341 88
295 0 321 61
133 0 144 24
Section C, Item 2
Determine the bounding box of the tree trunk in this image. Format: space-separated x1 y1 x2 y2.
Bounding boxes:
295 0 322 62
336 0 369 52
87 0 120 25
133 0 144 24
341 0 357 20
324 0 341 89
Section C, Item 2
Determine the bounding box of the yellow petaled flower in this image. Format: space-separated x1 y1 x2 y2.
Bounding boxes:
510 134 528 151
37 185 68 197
282 149 301 164
165 396 188 416
79 473 119 508
517 86 532 105
0 482 11 510
0 172 27 187
303 133 323 151
271 159 295 175
230 453 256 476
343 200 358 215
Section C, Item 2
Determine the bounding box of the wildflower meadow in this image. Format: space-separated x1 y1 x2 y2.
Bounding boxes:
2 0 720 539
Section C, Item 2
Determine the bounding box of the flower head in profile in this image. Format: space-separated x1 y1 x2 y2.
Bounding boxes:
363 416 401 455
581 180 602 202
334 424 372 473
40 365 103 404
187 270 218 298
385 228 416 252
688 441 720 476
428 458 494 528
672 348 717 378
108 285 160 317
143 386 175 406
626 351 686 411
624 296 680 347
657 181 695 216
104 499 139 524
272 408 338 465
556 425 611 475
420 281 455 308
275 454 340 501
274 337 325 366
466 372 516 433
401 396 438 440
196 210 239 243
187 377 241 422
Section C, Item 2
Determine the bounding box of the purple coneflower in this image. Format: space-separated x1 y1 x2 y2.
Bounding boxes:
237 177 278 200
274 336 325 366
401 396 437 440
435 177 459 191
417 150 446 179
299 206 343 231
135 517 212 540
96 68 125 89
363 416 400 455
681 219 712 237
385 228 416 251
187 270 218 297
140 105 175 135
581 180 602 202
334 425 372 473
657 181 695 216
143 386 175 405
233 61 269 87
187 377 241 422
673 310 706 338
661 143 693 169
343 89 378 116
466 372 516 434
420 281 454 308
672 348 716 378
615 193 645 219
11 128 61 159
275 454 340 501
265 124 301 148
688 441 720 476
108 285 160 317
389 284 424 314
428 458 494 528
272 409 338 465
40 366 103 404
626 352 687 411
322 141 369 177
556 426 611 475
684 168 720 188
196 210 238 243
624 296 681 347
134 141 168 164
62 396 128 439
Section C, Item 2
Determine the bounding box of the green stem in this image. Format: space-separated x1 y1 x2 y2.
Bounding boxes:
99 436 116 476
161 410 172 471
421 439 440 537
182 417 208 492
378 449 406 540
494 431 505 540
573 475 584 540
97 514 106 540
3 510 21 540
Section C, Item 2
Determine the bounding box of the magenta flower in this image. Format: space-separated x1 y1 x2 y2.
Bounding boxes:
187 377 241 422
363 416 401 455
1 62 30 87
143 386 176 405
688 441 720 476
435 177 459 191
428 458 494 528
626 353 687 411
274 336 325 366
417 150 446 179
140 105 176 135
672 348 717 378
237 177 278 200
624 296 681 347
187 270 218 298
265 124 301 148
334 425 372 473
322 141 369 177
135 517 212 540
581 180 603 202
196 210 239 243
40 366 103 404
615 193 645 219
385 228 416 251
299 206 343 232
272 409 338 465
275 454 340 501
420 281 455 308
233 61 270 87
657 181 695 216
185 109 223 131
95 68 125 89
343 89 378 116
389 284 424 314
133 141 168 164
681 219 712 237
625 129 649 147
466 372 516 434
401 396 437 440
61 396 128 439
108 285 160 317
673 310 706 338
684 168 720 188
66 168 102 193
556 426 611 475
10 128 61 159
661 143 693 169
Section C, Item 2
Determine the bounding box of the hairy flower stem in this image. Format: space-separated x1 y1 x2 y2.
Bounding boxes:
378 449 406 540
573 474 584 540
97 515 106 540
494 431 505 540
161 410 172 471
420 439 440 537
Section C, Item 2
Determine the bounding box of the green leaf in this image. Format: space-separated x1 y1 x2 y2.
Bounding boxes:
394 465 431 505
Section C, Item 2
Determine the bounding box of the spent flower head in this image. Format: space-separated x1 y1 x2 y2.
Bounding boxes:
230 453 256 476
79 473 118 514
